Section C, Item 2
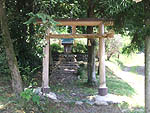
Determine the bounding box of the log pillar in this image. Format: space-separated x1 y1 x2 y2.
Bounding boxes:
72 25 76 34
42 37 50 93
98 24 108 96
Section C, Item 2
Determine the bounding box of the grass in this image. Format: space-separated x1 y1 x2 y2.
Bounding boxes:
106 68 135 97
76 62 135 97
108 53 145 112
110 53 144 70
75 59 144 113
0 53 145 113
0 63 135 112
119 102 144 113
0 76 68 113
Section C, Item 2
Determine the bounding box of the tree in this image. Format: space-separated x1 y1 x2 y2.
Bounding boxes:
106 0 150 112
0 0 23 96
145 30 150 113
86 0 97 86
143 1 150 113
105 36 122 60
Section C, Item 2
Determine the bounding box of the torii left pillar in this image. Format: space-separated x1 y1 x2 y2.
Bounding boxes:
42 37 50 93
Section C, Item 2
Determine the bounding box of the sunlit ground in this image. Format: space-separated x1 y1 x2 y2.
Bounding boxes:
0 102 4 109
106 53 144 107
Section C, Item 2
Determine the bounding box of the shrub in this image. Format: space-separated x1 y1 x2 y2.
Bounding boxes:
0 46 10 75
20 89 40 105
51 43 63 54
20 65 40 87
72 43 88 53
77 63 86 79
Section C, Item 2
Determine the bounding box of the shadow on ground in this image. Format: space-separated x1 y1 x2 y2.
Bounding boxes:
122 66 144 76
0 59 137 113
112 59 144 76
0 75 122 113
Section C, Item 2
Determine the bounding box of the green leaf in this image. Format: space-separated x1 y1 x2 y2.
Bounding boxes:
32 95 40 105
24 16 37 25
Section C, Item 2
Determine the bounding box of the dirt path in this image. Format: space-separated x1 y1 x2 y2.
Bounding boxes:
106 59 144 107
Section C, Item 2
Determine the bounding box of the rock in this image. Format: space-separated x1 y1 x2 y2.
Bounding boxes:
54 99 61 103
94 94 124 104
33 87 41 94
94 101 108 106
64 100 71 103
75 101 83 105
72 93 76 96
86 101 94 105
77 76 80 79
91 94 126 106
46 92 57 100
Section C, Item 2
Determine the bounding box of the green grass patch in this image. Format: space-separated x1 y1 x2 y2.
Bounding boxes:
129 66 138 74
119 102 144 113
106 68 135 97
76 81 97 95
0 53 144 112
76 62 135 97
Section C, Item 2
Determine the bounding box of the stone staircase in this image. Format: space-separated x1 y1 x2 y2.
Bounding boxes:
49 54 78 85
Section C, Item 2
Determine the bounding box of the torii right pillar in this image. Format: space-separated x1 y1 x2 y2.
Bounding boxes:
98 23 108 96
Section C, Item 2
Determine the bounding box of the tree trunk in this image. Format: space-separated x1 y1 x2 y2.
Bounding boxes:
0 0 23 96
145 34 150 113
87 0 97 86
143 1 150 112
87 33 97 86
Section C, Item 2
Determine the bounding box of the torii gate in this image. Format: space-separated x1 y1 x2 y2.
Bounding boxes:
40 18 114 96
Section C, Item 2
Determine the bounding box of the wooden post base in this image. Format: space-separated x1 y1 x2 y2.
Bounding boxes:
41 87 50 93
98 87 108 96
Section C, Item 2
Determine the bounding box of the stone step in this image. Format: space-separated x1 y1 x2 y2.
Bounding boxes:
51 59 78 77
52 70 77 74
60 64 78 67
57 67 78 70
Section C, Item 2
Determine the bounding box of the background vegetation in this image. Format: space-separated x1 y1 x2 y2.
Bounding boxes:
0 0 148 112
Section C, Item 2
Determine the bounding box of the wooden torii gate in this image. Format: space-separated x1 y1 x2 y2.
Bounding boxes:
40 18 113 96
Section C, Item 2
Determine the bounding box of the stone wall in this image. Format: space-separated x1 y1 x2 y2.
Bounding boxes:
52 53 88 62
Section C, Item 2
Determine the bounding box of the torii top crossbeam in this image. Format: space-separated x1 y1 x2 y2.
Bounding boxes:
37 18 114 39
54 18 113 26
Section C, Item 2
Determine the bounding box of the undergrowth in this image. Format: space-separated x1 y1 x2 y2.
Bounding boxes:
0 54 145 113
